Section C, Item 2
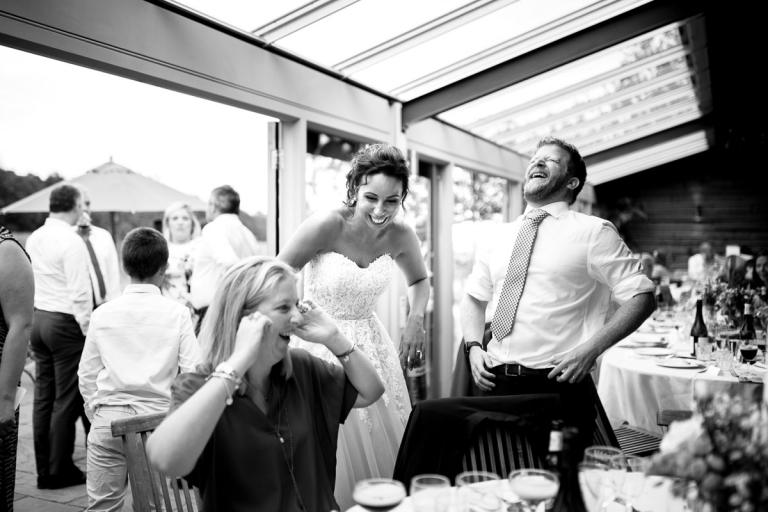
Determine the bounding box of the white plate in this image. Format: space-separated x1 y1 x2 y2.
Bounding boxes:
629 333 668 344
656 358 707 369
637 326 673 334
635 348 674 357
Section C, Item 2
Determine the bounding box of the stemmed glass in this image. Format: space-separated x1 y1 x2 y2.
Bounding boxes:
739 340 759 379
352 479 406 511
410 474 450 512
455 471 501 512
608 455 646 512
578 462 607 510
508 469 559 512
584 446 624 508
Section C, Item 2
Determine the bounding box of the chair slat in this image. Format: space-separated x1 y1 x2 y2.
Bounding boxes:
112 412 201 511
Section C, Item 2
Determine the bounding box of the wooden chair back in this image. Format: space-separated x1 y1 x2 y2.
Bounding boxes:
657 409 694 431
111 412 202 512
461 422 544 476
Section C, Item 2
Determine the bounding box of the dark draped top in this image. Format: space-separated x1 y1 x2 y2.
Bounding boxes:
170 348 358 512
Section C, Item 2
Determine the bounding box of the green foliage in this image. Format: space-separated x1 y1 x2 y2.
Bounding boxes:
0 167 63 232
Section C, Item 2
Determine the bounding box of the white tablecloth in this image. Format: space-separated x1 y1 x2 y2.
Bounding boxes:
598 336 765 435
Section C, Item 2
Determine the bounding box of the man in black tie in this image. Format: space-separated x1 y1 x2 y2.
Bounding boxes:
73 185 122 308
460 136 655 448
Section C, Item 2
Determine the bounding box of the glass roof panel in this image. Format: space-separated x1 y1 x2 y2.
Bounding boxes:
175 0 312 33
276 0 473 67
438 19 707 157
342 0 606 93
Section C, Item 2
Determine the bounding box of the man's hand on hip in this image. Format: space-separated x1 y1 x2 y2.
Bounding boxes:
469 347 495 391
549 343 599 384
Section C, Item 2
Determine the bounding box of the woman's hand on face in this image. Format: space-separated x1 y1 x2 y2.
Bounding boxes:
293 299 343 351
230 312 272 370
399 320 425 371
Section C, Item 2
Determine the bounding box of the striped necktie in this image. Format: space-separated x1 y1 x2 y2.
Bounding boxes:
490 209 550 342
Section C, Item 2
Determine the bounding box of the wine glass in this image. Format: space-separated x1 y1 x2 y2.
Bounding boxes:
583 446 623 465
410 474 450 512
352 479 406 512
578 462 607 509
739 340 759 378
609 455 646 512
455 471 501 512
508 469 559 512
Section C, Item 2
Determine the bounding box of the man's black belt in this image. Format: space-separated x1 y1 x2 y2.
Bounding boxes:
490 364 554 377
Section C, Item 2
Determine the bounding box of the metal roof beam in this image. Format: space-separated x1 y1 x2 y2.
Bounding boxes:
585 114 712 166
401 0 702 127
252 0 359 44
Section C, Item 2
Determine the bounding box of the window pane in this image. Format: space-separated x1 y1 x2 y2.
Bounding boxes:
175 0 312 32
304 131 365 217
452 167 507 358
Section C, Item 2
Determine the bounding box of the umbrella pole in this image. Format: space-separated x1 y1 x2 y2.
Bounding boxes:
110 211 117 244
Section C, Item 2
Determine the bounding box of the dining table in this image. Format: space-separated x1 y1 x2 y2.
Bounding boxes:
346 475 688 511
597 319 765 435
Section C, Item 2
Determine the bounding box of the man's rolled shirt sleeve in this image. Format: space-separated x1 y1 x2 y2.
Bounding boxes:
464 241 494 302
587 222 654 305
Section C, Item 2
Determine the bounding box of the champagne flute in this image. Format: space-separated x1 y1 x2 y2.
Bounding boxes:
508 469 559 512
410 474 450 512
609 455 646 512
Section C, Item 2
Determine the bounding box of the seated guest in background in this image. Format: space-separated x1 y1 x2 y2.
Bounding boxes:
26 183 93 489
751 250 768 328
0 226 34 510
721 254 748 287
74 185 122 307
461 136 655 452
756 250 768 288
161 202 202 310
78 227 200 512
639 253 654 280
190 186 259 331
146 256 384 512
688 242 721 281
652 248 673 281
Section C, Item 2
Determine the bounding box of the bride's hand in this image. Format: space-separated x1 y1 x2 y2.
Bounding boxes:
293 300 347 353
399 319 425 371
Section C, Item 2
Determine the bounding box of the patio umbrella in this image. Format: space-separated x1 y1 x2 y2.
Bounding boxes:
0 159 207 214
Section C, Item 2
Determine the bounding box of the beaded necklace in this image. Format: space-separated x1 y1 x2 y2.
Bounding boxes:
275 386 306 511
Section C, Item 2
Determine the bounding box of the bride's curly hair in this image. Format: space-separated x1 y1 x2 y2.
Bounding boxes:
344 143 410 209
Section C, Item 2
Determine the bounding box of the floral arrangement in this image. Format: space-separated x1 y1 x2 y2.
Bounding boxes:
701 282 767 326
646 392 768 511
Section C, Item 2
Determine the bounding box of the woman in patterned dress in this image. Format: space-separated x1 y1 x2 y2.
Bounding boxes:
278 143 429 510
0 226 34 512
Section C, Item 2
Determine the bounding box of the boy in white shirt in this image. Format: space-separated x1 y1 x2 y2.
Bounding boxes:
78 227 201 511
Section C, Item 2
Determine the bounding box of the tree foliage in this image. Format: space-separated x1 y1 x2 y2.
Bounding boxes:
0 167 63 232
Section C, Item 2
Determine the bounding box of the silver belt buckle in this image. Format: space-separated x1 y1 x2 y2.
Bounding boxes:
504 364 522 376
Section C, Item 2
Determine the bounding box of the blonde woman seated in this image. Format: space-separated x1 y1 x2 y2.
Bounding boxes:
147 256 385 512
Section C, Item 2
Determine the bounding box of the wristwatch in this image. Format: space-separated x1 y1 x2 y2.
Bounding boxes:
464 341 484 358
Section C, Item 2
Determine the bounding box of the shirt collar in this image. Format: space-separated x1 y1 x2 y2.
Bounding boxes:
44 217 74 229
123 284 161 295
213 213 239 223
522 201 569 220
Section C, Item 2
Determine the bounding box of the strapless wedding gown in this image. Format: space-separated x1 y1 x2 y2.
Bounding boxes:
291 252 411 511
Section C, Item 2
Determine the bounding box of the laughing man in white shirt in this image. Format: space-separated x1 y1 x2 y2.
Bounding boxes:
78 227 201 512
461 136 655 449
26 183 93 489
190 185 259 328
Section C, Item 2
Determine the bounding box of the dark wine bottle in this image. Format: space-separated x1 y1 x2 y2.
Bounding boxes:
655 285 665 312
739 303 756 341
690 299 708 357
550 428 589 512
545 419 564 471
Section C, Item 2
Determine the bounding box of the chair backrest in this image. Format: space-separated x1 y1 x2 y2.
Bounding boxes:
111 412 202 512
461 421 543 476
657 409 694 431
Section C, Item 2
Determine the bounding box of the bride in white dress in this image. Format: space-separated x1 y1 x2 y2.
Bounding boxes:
279 143 429 511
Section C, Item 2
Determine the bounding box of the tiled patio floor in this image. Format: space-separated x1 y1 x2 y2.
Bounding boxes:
13 362 134 512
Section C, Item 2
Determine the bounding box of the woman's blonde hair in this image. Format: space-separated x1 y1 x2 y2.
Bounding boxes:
198 256 297 389
162 202 202 243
